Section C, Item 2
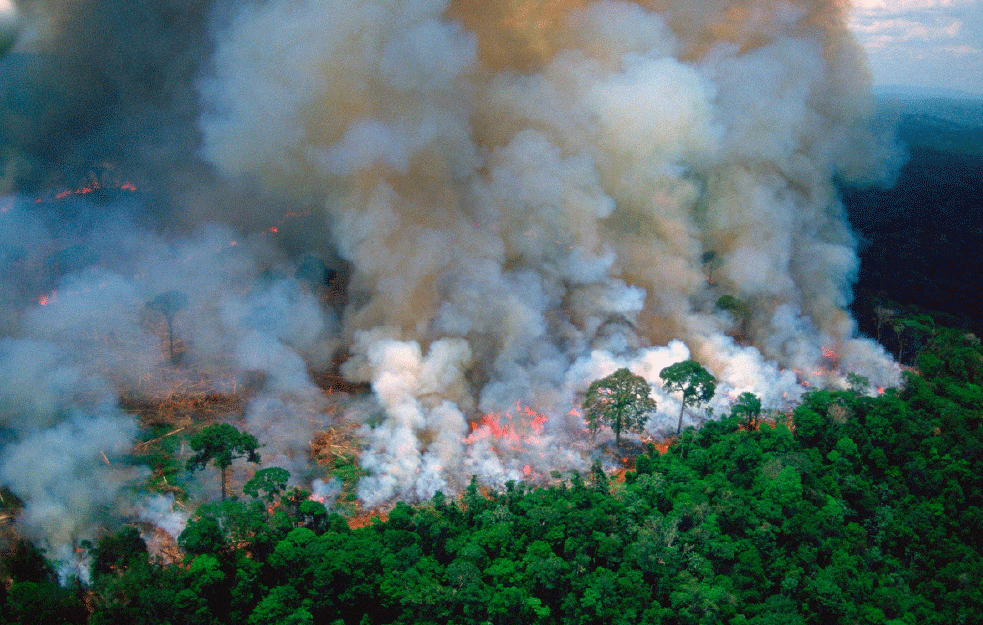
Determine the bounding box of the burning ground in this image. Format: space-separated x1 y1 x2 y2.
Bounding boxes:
0 0 903 568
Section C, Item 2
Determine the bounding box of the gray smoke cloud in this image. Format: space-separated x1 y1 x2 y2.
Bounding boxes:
198 0 903 503
0 0 904 546
0 0 214 195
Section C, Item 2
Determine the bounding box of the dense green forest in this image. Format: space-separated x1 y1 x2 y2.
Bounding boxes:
3 326 981 625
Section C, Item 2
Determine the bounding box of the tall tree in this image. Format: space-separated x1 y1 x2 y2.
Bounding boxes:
243 467 290 504
716 295 751 340
582 368 657 447
731 392 762 430
146 290 189 364
660 360 716 436
186 424 261 501
891 313 935 363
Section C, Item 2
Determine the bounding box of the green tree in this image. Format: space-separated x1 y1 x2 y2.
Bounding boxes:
891 313 935 362
186 424 261 501
243 467 290 503
582 368 657 447
3 580 88 625
731 392 762 429
660 360 716 436
91 526 149 578
716 295 751 339
702 251 722 284
4 539 55 583
179 512 228 556
248 585 311 625
873 305 897 345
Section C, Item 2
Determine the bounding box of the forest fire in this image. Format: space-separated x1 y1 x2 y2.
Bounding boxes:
38 180 138 203
463 403 548 449
0 0 904 573
7 1 982 621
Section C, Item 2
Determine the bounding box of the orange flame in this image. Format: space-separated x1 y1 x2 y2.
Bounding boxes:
462 402 548 460
41 181 137 203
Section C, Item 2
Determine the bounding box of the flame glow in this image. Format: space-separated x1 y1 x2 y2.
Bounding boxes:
463 404 548 449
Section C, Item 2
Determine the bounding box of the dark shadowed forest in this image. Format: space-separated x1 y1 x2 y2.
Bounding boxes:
845 96 983 357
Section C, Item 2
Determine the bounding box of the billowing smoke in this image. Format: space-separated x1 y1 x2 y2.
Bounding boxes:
0 0 903 553
197 0 901 503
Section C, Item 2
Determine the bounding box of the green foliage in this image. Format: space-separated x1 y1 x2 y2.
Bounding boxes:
91 526 149 578
179 512 228 557
186 424 261 501
891 313 936 362
917 328 983 386
325 454 368 509
136 424 184 494
661 360 717 435
243 467 290 503
3 539 55 584
8 323 983 625
2 580 88 624
582 368 657 446
732 392 762 429
846 373 870 395
716 295 751 337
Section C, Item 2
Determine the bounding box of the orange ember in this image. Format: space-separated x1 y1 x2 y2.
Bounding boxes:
463 402 549 449
347 511 388 530
42 181 138 202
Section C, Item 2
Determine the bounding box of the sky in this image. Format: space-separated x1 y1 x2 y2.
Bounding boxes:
0 0 981 96
849 0 983 96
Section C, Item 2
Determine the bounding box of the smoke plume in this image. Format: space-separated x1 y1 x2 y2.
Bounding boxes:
0 0 902 552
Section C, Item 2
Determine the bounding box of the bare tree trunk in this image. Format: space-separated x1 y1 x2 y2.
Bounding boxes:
167 317 175 363
676 403 685 436
220 466 227 502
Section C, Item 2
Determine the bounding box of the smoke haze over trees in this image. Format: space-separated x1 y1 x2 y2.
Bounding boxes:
4 330 982 624
0 0 931 572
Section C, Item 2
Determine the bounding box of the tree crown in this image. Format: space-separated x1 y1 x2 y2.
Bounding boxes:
582 367 656 443
660 360 716 407
186 423 261 473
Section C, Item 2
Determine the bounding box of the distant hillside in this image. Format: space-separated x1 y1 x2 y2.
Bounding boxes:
872 95 983 156
842 95 983 345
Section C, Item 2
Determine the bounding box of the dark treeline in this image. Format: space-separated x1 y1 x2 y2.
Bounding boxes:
2 327 981 625
844 98 983 348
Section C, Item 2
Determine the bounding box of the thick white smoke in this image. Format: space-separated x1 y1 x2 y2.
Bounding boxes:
0 202 337 562
0 0 904 552
198 0 901 503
